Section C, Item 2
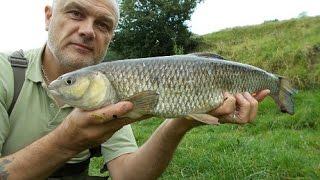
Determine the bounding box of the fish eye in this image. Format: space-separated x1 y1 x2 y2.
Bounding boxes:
65 78 75 86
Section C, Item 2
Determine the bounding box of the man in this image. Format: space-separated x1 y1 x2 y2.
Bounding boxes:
0 0 269 179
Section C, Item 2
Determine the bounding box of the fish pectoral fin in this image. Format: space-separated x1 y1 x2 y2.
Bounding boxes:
190 52 226 60
125 91 159 114
187 114 220 125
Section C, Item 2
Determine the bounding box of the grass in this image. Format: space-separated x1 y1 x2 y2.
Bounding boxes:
195 16 320 89
89 90 320 179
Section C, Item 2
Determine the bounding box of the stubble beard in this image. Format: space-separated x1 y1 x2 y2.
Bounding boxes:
47 31 106 70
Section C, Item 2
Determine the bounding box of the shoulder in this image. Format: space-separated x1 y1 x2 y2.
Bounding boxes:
24 48 43 62
0 52 14 110
0 52 10 63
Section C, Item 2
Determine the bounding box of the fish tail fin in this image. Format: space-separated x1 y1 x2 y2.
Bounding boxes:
271 76 297 115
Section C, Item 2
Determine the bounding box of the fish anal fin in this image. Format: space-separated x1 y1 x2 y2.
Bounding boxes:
123 111 144 120
125 91 159 115
187 114 220 125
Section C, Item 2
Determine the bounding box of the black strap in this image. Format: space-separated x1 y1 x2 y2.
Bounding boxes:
8 49 28 115
49 158 107 179
49 158 91 178
49 147 106 178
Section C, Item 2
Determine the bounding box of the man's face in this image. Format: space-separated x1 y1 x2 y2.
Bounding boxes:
45 0 118 69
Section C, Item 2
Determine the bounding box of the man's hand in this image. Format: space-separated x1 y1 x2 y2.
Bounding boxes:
212 90 270 124
51 101 136 154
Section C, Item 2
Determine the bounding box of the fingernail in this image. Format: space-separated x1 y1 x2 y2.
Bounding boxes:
122 102 134 110
243 92 250 96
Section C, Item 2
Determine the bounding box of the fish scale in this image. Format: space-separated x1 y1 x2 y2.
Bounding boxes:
96 55 277 117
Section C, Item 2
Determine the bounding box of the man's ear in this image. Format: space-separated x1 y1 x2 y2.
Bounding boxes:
45 6 53 31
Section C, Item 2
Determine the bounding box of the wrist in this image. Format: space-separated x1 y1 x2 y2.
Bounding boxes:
47 125 80 157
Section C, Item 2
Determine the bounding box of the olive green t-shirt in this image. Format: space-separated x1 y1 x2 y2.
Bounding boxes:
0 47 138 163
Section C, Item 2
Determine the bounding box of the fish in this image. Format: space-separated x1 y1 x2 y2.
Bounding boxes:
48 53 296 124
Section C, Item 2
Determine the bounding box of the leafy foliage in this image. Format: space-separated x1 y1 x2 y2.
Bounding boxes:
110 0 202 58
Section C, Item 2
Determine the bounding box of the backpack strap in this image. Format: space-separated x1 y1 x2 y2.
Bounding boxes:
8 49 28 115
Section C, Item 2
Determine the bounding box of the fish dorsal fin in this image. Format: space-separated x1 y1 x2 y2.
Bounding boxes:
125 91 159 114
191 52 226 60
186 114 220 125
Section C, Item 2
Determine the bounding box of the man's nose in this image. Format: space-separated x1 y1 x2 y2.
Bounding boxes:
79 19 95 40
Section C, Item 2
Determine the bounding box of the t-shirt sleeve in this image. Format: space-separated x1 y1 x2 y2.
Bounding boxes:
0 53 14 156
101 124 138 163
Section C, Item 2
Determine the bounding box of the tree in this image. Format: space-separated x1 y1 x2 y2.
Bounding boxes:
110 0 203 59
297 11 308 18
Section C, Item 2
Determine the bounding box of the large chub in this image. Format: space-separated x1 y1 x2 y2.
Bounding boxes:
272 76 297 115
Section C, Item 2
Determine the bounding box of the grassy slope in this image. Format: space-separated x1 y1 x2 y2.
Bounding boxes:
90 17 320 179
196 16 320 89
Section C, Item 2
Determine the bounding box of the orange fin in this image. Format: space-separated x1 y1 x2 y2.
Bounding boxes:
187 114 220 125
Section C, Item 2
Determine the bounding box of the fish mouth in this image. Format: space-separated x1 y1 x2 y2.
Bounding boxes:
48 80 61 96
48 89 61 96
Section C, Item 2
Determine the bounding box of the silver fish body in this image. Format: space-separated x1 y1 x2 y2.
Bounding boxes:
49 54 295 122
95 55 278 116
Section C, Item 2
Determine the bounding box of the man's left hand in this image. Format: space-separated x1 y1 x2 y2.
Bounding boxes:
212 90 270 124
169 90 270 130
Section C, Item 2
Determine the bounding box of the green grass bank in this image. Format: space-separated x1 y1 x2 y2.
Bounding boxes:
196 16 320 89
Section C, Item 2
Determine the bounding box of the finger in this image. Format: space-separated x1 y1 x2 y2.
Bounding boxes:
212 92 236 116
253 89 270 102
89 101 134 124
243 92 258 122
235 93 251 123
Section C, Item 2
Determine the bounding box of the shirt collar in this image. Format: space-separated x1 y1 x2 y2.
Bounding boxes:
25 44 46 83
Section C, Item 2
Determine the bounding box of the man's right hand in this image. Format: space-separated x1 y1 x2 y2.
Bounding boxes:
51 101 135 154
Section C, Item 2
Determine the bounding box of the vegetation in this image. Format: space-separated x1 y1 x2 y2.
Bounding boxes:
196 16 320 89
94 16 320 179
110 0 202 59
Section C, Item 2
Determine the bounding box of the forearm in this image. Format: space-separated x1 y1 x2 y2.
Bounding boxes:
0 131 77 180
109 118 195 180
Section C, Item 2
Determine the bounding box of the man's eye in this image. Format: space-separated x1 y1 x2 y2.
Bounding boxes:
69 10 83 19
96 22 110 32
